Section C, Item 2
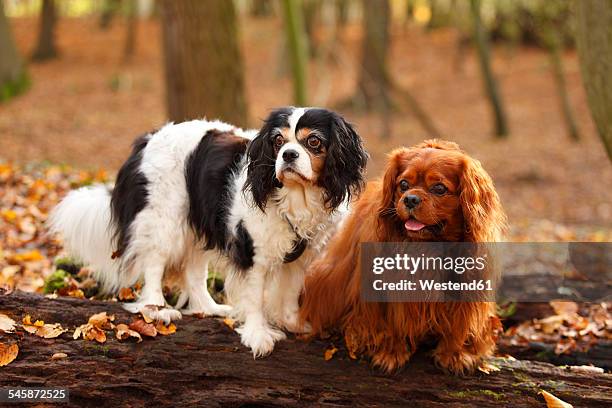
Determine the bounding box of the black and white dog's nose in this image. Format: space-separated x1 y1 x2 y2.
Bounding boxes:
282 149 299 163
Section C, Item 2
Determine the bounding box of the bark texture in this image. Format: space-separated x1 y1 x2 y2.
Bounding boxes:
574 0 612 161
1 291 610 408
32 0 59 61
159 0 248 126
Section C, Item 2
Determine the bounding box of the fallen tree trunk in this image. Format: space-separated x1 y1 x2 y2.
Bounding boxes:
1 291 610 407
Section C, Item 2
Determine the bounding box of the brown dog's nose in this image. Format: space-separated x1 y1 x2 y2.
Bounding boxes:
404 194 421 209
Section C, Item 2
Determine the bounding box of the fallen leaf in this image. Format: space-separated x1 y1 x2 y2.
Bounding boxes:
324 346 338 361
22 314 44 327
223 317 235 329
88 312 114 329
140 305 157 323
129 319 157 337
0 313 16 333
74 323 106 343
477 361 501 374
51 352 67 360
118 287 135 301
36 323 68 339
0 343 18 367
155 321 176 336
550 301 579 316
540 390 573 408
115 323 142 343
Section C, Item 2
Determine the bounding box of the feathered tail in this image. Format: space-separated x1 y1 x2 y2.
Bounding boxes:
48 185 125 293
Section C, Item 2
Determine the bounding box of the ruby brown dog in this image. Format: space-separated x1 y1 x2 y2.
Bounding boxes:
299 140 507 373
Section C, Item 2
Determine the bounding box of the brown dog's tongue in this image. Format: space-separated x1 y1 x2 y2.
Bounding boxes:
405 219 426 231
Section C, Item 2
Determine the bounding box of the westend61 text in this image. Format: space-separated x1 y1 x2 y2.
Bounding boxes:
372 279 494 292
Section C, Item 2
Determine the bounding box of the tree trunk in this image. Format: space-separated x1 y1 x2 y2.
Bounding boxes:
159 0 248 126
470 0 509 138
574 0 612 161
0 2 28 102
99 0 120 30
281 0 309 106
251 0 273 17
303 0 322 57
0 291 610 407
32 0 59 61
355 0 392 111
122 0 138 63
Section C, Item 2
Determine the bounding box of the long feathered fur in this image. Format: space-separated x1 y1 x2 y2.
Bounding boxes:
300 140 507 374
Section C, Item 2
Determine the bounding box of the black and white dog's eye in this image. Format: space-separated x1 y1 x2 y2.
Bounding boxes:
307 135 321 149
399 180 409 191
274 135 284 148
430 183 447 195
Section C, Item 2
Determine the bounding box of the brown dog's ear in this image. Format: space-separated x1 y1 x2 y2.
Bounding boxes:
377 149 407 237
460 156 507 242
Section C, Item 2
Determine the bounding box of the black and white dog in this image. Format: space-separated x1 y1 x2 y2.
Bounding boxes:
50 107 367 356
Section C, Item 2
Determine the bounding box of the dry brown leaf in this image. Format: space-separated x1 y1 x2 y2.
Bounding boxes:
541 390 573 408
22 314 44 327
74 323 106 343
129 319 157 337
0 313 16 333
118 287 135 301
115 323 142 343
88 312 115 329
51 352 67 360
155 321 176 336
0 343 18 367
324 346 338 361
139 305 158 323
223 317 235 329
477 361 501 374
22 315 67 338
550 301 579 316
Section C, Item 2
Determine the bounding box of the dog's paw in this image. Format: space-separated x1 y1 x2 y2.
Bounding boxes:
432 349 480 375
182 304 233 318
371 350 411 373
236 323 286 358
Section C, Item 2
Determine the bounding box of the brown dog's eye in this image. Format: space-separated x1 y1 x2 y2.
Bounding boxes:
307 135 321 149
430 183 447 195
399 180 409 191
274 135 284 148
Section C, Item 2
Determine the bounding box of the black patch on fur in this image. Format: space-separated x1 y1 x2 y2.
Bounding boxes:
110 133 151 257
283 237 308 263
295 108 368 210
243 107 292 211
227 220 255 270
185 129 249 250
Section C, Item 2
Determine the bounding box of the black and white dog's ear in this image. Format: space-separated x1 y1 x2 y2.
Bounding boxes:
321 113 368 210
243 116 280 212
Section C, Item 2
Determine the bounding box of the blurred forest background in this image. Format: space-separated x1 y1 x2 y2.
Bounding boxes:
0 0 611 238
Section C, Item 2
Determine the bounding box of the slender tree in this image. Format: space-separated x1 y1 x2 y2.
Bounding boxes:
574 0 612 161
32 0 59 61
159 0 248 126
355 0 391 111
251 0 273 17
0 2 28 102
122 0 138 63
469 0 509 138
100 0 120 30
281 0 309 106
